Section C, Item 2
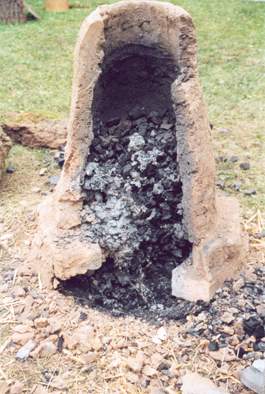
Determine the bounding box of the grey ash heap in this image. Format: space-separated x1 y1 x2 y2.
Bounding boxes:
81 110 191 268
63 109 192 314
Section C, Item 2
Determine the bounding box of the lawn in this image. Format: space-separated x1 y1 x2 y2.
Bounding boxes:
0 0 265 215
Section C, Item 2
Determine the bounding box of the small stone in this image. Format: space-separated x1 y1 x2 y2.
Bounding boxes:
233 277 245 292
6 166 15 173
127 351 144 372
30 385 46 394
231 335 240 346
79 312 87 322
47 321 62 334
49 376 67 390
239 359 265 394
62 332 77 350
244 188 256 196
257 232 265 239
142 365 157 376
45 175 60 185
126 374 139 384
233 182 242 191
221 311 235 324
15 340 36 362
230 156 238 163
0 284 9 293
216 156 227 163
219 326 234 335
151 354 164 369
10 381 25 394
0 381 9 394
216 180 225 187
81 352 96 364
182 372 229 394
12 286 26 298
209 347 237 362
157 327 167 341
40 191 49 196
31 187 41 193
240 162 250 170
91 337 102 351
39 168 47 176
208 341 219 351
221 129 229 133
13 324 32 334
39 342 57 358
12 332 35 346
256 305 265 316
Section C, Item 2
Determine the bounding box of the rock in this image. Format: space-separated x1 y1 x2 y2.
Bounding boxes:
157 327 167 341
62 332 77 350
1 117 68 149
244 188 256 196
126 374 139 384
48 376 67 390
209 347 237 362
208 341 219 351
10 381 25 394
0 381 9 394
0 284 9 293
91 337 102 351
12 332 35 346
142 365 156 376
233 277 245 292
0 129 11 179
15 340 37 362
30 385 46 394
81 352 96 364
39 168 47 176
13 324 33 334
233 182 242 191
151 354 164 369
256 305 265 316
12 286 26 298
6 166 15 173
216 180 225 187
240 162 250 170
216 156 227 163
220 311 235 324
182 372 230 394
47 320 62 334
79 312 87 322
127 351 144 372
31 187 41 193
39 341 57 357
45 175 60 186
230 156 238 163
239 359 265 394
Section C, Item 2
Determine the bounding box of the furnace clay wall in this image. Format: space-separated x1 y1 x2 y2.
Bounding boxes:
31 1 248 302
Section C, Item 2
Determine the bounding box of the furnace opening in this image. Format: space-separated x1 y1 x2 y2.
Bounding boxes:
58 47 193 316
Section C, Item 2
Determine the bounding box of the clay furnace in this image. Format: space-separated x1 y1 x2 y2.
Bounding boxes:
32 1 248 302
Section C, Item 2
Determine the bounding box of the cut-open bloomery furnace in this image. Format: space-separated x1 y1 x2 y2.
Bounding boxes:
32 1 248 302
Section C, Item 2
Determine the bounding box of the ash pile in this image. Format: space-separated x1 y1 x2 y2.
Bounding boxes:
60 109 192 319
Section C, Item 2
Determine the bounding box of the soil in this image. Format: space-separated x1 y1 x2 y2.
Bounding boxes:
0 129 264 394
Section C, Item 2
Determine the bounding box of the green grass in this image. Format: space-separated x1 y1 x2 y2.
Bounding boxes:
0 0 265 216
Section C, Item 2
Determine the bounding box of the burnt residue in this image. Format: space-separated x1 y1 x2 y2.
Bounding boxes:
59 109 192 319
59 49 192 320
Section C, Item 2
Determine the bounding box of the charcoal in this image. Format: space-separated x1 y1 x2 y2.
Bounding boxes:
61 111 192 316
